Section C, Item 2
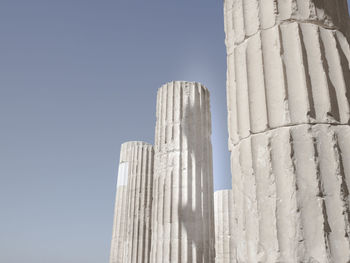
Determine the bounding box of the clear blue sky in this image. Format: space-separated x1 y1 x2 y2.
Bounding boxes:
0 1 229 262
1 1 349 263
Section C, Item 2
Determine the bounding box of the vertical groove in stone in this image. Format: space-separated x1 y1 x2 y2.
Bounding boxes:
241 138 259 262
229 125 350 262
127 146 136 261
125 142 154 263
225 1 350 262
214 190 235 263
110 143 131 263
230 145 246 262
300 23 340 122
226 53 239 148
224 0 349 48
206 87 215 262
143 146 153 263
337 126 350 198
234 43 251 140
150 161 159 263
281 22 311 123
320 28 350 124
252 135 279 262
109 142 154 263
290 126 329 262
246 32 268 133
163 83 172 261
261 26 289 128
315 126 350 262
151 81 215 263
226 19 350 146
270 129 298 262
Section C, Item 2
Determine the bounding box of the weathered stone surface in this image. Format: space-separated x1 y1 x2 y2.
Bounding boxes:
150 81 215 263
110 141 154 263
225 0 350 262
226 21 350 147
231 124 350 262
214 190 235 263
224 0 350 50
124 142 154 263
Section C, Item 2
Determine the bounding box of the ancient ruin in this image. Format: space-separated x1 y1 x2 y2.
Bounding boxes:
150 81 215 263
224 0 350 262
214 190 235 263
110 82 215 263
110 142 154 263
110 1 350 262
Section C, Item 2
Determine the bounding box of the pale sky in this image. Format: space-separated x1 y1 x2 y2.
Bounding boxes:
0 1 230 262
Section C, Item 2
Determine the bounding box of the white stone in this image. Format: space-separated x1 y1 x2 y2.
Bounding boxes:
224 0 350 262
116 162 128 187
109 141 154 263
150 81 215 263
214 190 236 263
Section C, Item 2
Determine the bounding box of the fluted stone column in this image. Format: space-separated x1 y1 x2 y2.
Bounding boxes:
150 81 215 263
224 1 350 262
110 142 154 263
214 190 235 263
110 143 131 263
124 142 154 263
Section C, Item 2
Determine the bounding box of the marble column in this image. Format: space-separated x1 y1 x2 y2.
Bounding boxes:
224 0 350 262
214 190 235 263
110 141 154 263
150 81 215 263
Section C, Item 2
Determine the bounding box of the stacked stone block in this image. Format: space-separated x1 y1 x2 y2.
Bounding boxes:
110 142 154 263
150 81 215 263
224 0 350 262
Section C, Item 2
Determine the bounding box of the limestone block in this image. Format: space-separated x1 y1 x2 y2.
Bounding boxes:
226 22 350 147
214 190 236 263
110 142 154 263
224 0 350 50
150 81 215 263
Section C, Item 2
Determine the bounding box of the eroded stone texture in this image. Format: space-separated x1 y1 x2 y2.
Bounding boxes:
110 142 154 263
224 0 350 262
124 142 154 263
150 81 215 263
226 20 350 147
224 0 350 51
231 124 350 262
214 190 235 263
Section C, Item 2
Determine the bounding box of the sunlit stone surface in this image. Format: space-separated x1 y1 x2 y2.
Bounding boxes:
150 81 215 263
224 0 350 262
109 141 154 263
214 190 235 263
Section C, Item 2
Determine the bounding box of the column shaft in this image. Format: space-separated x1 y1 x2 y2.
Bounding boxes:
224 1 350 262
214 190 236 263
110 142 154 263
150 81 215 263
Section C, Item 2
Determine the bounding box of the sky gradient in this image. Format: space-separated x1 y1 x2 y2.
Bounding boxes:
1 1 349 262
1 1 228 262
